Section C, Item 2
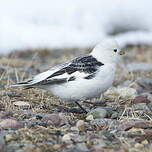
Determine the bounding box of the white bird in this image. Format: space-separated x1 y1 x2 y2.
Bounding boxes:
12 39 125 109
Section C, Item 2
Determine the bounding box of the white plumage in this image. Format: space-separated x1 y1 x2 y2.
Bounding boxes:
12 39 125 103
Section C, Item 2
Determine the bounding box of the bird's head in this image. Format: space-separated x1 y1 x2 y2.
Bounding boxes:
91 39 125 64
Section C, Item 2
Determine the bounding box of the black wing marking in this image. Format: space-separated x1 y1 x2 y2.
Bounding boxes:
47 54 104 79
36 54 104 85
37 76 76 85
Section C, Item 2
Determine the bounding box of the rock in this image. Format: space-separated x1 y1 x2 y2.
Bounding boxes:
76 143 89 152
86 115 94 121
118 120 150 131
13 101 31 110
70 127 79 132
91 145 105 152
0 145 4 152
136 77 152 90
62 133 74 142
133 103 151 113
42 113 68 127
133 95 150 104
0 119 23 129
88 108 107 119
104 87 137 100
141 140 148 145
111 112 119 119
134 143 144 148
0 112 13 119
142 93 152 102
0 136 5 145
4 134 13 142
90 119 113 130
53 144 62 151
76 120 85 131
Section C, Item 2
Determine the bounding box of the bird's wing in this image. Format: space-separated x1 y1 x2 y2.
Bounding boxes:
15 54 104 87
34 54 104 85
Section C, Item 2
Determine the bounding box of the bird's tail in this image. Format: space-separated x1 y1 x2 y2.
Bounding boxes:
10 80 33 88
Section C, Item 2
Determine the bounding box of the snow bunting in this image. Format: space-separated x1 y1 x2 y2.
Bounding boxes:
12 39 125 104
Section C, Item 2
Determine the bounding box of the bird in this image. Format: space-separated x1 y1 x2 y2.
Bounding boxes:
12 39 125 112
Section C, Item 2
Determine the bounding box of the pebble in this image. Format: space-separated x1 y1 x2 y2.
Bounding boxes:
0 119 23 129
4 134 13 142
42 113 68 127
91 145 105 152
88 108 107 119
90 119 113 130
86 115 94 121
133 103 150 113
0 135 5 145
76 143 89 152
136 77 152 90
141 139 148 145
13 101 31 110
111 112 119 119
142 93 152 102
76 120 85 131
118 120 150 131
104 87 137 100
62 133 74 142
134 143 144 148
133 95 150 104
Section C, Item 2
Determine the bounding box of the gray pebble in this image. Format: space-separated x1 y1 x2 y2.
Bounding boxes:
88 107 107 119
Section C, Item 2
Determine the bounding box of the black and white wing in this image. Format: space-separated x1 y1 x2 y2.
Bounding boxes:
13 54 104 87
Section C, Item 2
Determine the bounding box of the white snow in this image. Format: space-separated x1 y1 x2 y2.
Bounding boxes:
0 0 152 54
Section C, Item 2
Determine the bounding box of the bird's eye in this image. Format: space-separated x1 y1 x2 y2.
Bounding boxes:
113 49 117 52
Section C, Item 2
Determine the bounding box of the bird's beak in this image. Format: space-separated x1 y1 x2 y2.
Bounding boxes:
119 50 125 55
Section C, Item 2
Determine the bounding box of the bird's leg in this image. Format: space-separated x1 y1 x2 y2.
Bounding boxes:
75 101 88 114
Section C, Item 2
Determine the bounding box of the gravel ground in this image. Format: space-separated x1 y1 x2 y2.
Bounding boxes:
0 46 152 152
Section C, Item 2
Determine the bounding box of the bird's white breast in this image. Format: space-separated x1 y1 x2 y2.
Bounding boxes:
45 63 116 103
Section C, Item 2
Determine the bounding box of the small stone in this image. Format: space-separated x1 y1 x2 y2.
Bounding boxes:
133 95 150 104
88 108 107 119
13 101 31 110
76 143 89 152
0 136 5 145
86 115 94 121
111 112 118 119
0 145 4 152
62 133 74 142
136 77 152 90
42 113 68 127
134 143 144 148
118 120 150 131
90 118 113 130
70 126 79 132
0 119 23 129
4 134 13 142
141 139 148 145
91 145 105 152
76 120 85 131
142 93 152 102
104 87 137 100
133 103 150 112
53 144 62 151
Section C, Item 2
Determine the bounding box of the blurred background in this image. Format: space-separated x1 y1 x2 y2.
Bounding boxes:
1 0 152 53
